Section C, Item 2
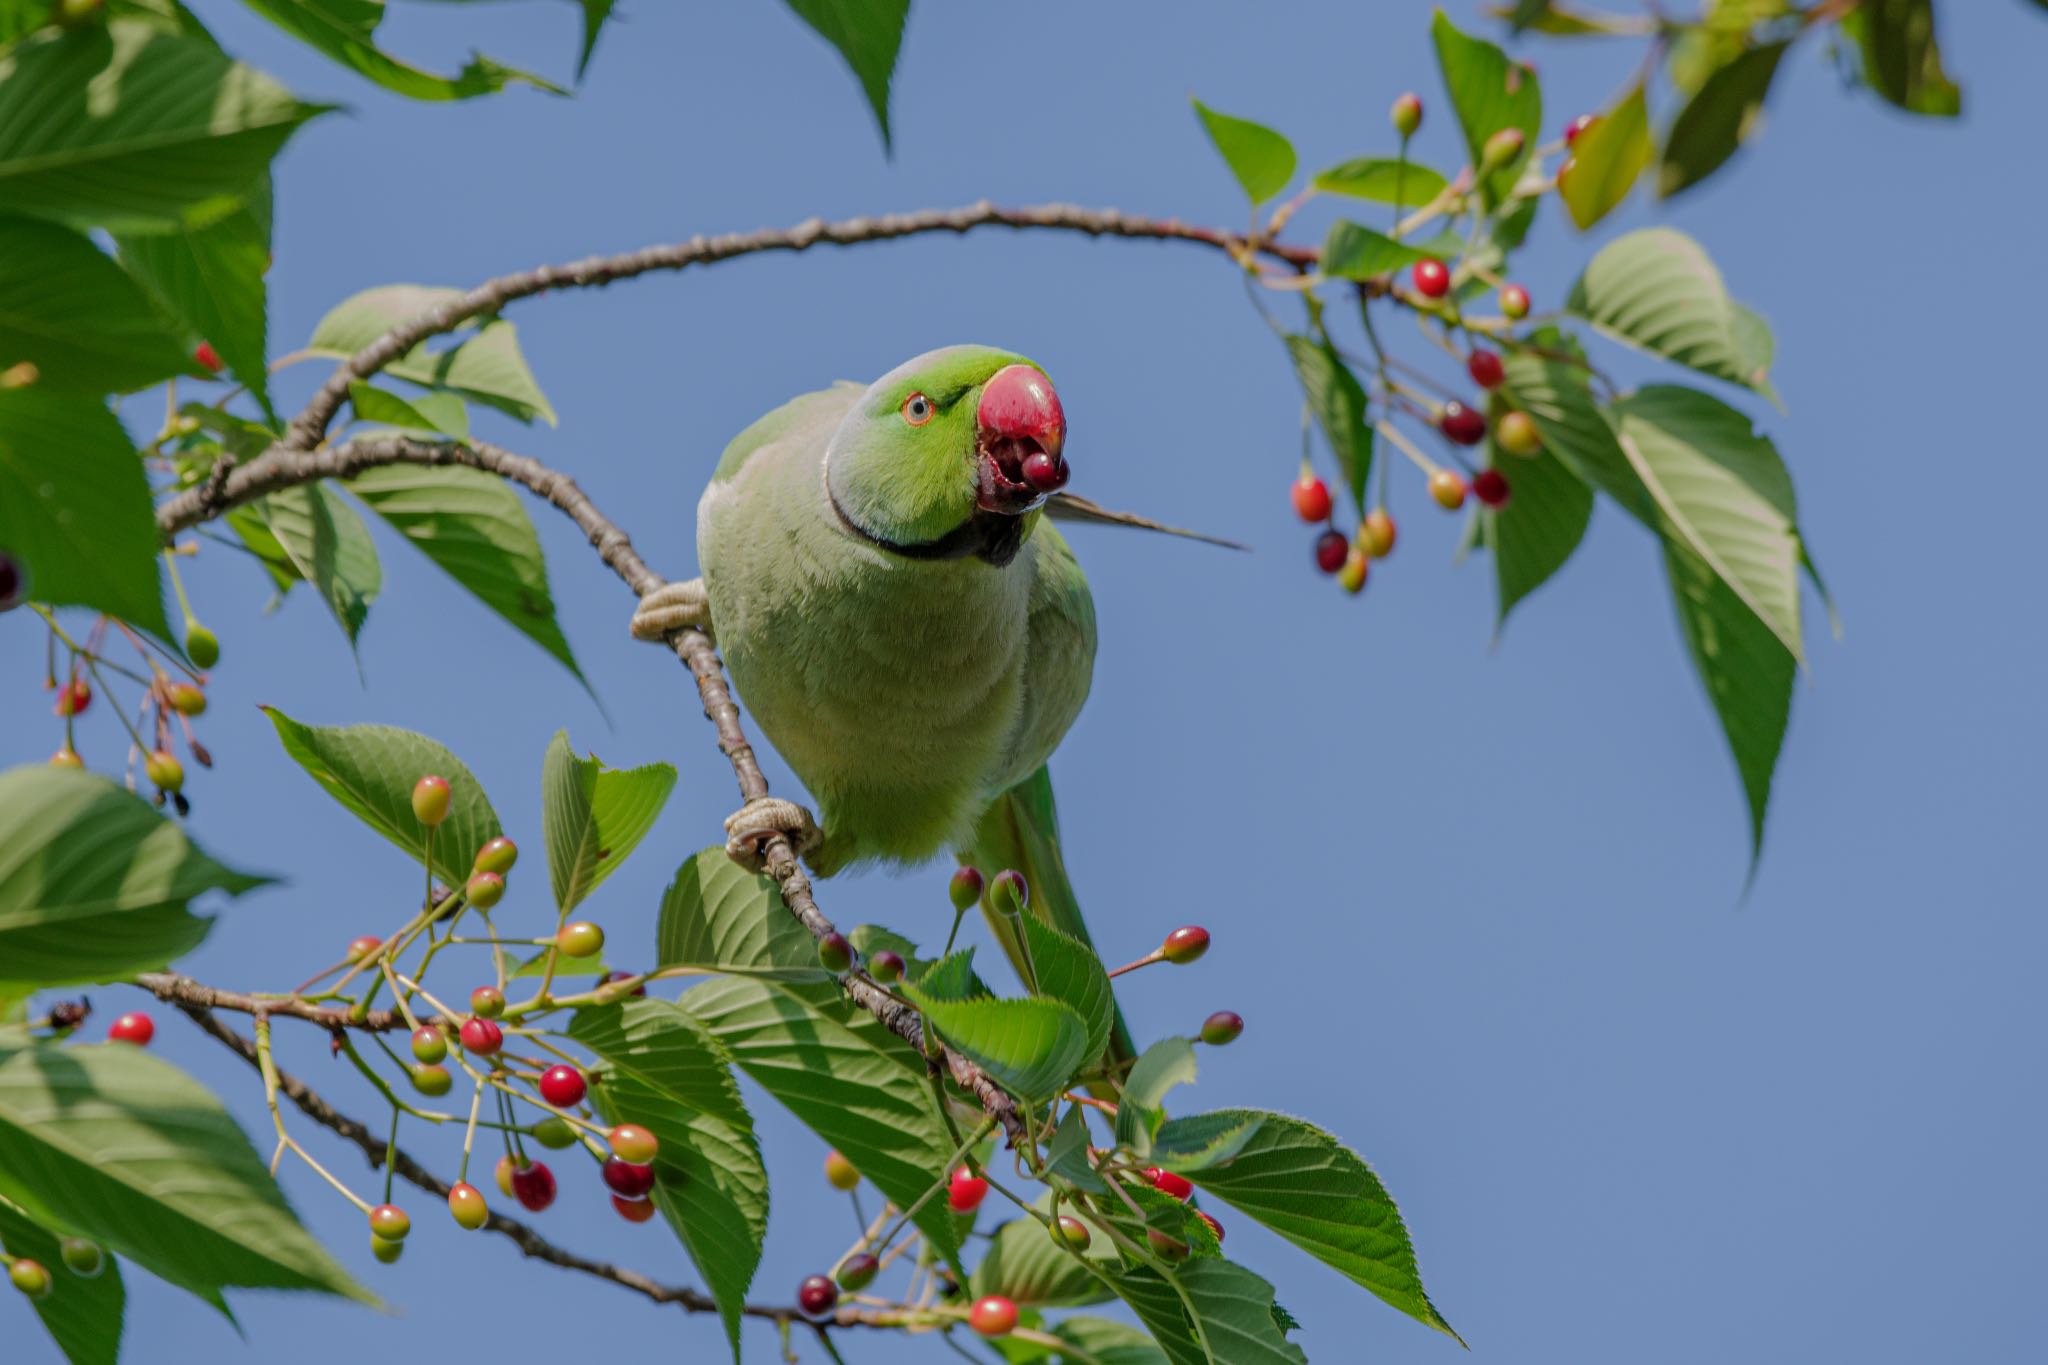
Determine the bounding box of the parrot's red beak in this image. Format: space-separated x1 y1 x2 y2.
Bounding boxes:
975 364 1067 514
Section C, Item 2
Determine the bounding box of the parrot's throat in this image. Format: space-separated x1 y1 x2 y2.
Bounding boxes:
829 491 1029 568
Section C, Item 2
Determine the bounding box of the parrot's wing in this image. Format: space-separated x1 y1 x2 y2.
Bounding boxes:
1043 492 1249 551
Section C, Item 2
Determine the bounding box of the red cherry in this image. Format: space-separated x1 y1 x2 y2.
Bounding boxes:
970 1294 1019 1338
1291 474 1332 523
346 935 382 964
836 1252 880 1290
1565 113 1598 146
1144 1167 1194 1201
459 1017 503 1056
1200 1010 1245 1046
609 1124 659 1163
947 1166 989 1213
1438 401 1487 446
611 1193 658 1223
868 950 905 983
603 1158 656 1198
1313 529 1349 574
1197 1210 1225 1244
368 1204 410 1241
600 969 646 997
990 869 1029 915
798 1274 839 1317
108 1011 154 1045
1473 468 1512 507
52 679 90 716
194 341 223 372
1161 925 1210 964
1021 450 1068 493
818 932 854 972
510 1160 556 1212
539 1065 586 1108
1412 258 1450 298
1466 349 1505 389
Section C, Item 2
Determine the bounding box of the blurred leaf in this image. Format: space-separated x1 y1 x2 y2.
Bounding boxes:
1664 537 1794 864
0 1191 126 1365
1114 1036 1197 1153
0 1042 371 1307
571 999 762 1353
1560 81 1650 229
1284 336 1372 514
539 731 675 913
1310 156 1449 207
309 285 555 424
899 986 1090 1102
571 0 615 77
258 482 381 648
1042 1316 1171 1364
1843 0 1960 116
972 1208 1116 1308
0 217 195 393
781 0 908 149
262 709 503 886
1487 435 1593 631
345 383 466 436
0 24 325 232
1094 1258 1305 1365
117 180 276 419
1154 1110 1459 1341
0 387 168 636
1493 0 1645 34
1191 99 1295 204
1566 227 1771 391
1019 916 1114 1067
1318 220 1431 280
1659 42 1788 196
1430 9 1541 203
240 0 561 100
0 766 267 989
1498 348 1651 520
656 847 829 982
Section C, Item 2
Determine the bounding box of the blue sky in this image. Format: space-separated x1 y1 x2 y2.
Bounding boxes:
6 2 2045 1361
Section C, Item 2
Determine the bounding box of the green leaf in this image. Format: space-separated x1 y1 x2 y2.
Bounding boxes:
1559 81 1650 229
1566 227 1770 391
1146 1111 1261 1172
257 482 381 648
1497 346 1653 522
1664 538 1793 865
345 383 467 436
1606 386 1804 662
570 1000 763 1354
0 216 195 393
345 463 590 682
1659 42 1788 197
0 1042 370 1306
680 975 962 1259
1430 9 1541 204
1115 1037 1197 1153
571 0 615 78
1095 1258 1305 1365
1045 1102 1107 1192
308 284 554 425
1310 156 1449 207
1317 220 1430 281
0 24 325 232
0 766 267 990
915 946 992 1003
1487 436 1593 631
1844 0 1959 116
0 386 169 636
780 0 908 149
898 988 1090 1102
240 0 561 101
971 1210 1115 1308
540 731 676 914
1191 100 1295 204
1019 916 1114 1067
656 847 828 981
117 191 276 419
1156 1110 1459 1342
262 710 503 886
0 1191 126 1365
1040 1316 1169 1365
1284 336 1373 514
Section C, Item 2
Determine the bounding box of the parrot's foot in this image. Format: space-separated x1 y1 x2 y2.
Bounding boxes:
630 578 711 642
723 797 823 874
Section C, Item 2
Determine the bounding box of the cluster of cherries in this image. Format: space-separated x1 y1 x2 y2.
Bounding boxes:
37 625 216 814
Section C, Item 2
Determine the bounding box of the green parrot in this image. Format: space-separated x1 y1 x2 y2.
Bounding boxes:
633 344 1192 1067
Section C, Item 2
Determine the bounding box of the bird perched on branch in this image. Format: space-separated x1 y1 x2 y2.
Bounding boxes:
633 345 1229 1064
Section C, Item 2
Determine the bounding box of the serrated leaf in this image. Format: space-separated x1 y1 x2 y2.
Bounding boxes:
345 463 589 682
308 284 554 425
240 0 562 101
1318 220 1431 281
1285 335 1372 514
1659 42 1788 197
0 217 195 393
1566 227 1770 391
0 1190 126 1365
781 0 908 149
1094 1258 1306 1365
0 386 169 637
1046 1102 1107 1192
262 710 502 886
0 1042 370 1306
656 848 828 981
971 1209 1115 1308
899 989 1090 1102
1310 156 1449 207
1607 385 1804 663
258 482 381 647
1019 916 1114 1067
1560 81 1650 229
1430 9 1541 204
1844 0 1959 117
1147 1112 1261 1172
0 766 267 989
1191 100 1295 204
540 732 675 914
1487 435 1593 631
915 947 990 1003
1157 1110 1458 1342
680 975 961 1259
0 24 325 232
1115 1037 1197 1153
116 176 274 418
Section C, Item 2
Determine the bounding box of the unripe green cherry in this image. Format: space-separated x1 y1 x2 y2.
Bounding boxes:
183 622 219 668
1363 506 1397 559
990 869 1028 916
1495 410 1543 457
49 748 83 769
1337 547 1368 596
144 749 184 792
1499 283 1531 320
370 1233 403 1265
465 870 505 909
469 985 505 1019
10 1258 52 1298
608 1123 659 1164
1052 1214 1092 1251
411 1063 453 1097
531 1116 578 1150
410 1026 447 1064
1429 468 1469 510
411 774 451 827
1390 91 1422 138
1480 126 1526 173
495 1154 521 1198
59 1239 102 1277
447 1182 489 1230
1161 925 1211 965
473 836 518 875
167 682 207 716
868 949 905 983
948 865 985 909
346 935 382 964
368 1204 410 1241
818 932 853 973
557 921 604 958
824 1150 860 1191
1200 1010 1244 1046
836 1252 880 1290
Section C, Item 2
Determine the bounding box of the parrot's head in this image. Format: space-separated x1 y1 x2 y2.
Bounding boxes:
825 345 1067 567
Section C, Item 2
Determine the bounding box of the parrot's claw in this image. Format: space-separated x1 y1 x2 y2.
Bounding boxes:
630 578 712 642
722 797 823 874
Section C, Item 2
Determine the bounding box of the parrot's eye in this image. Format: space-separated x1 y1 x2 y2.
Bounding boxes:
901 392 934 426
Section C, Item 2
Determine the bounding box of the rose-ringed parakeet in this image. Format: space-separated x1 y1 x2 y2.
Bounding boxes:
633 345 1175 1067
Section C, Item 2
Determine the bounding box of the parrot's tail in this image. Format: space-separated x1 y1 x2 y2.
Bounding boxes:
961 766 1138 1076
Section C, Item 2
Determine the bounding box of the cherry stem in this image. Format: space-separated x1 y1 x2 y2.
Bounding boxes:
1106 951 1164 979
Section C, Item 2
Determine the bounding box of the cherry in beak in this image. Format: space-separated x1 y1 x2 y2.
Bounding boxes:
975 364 1068 512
